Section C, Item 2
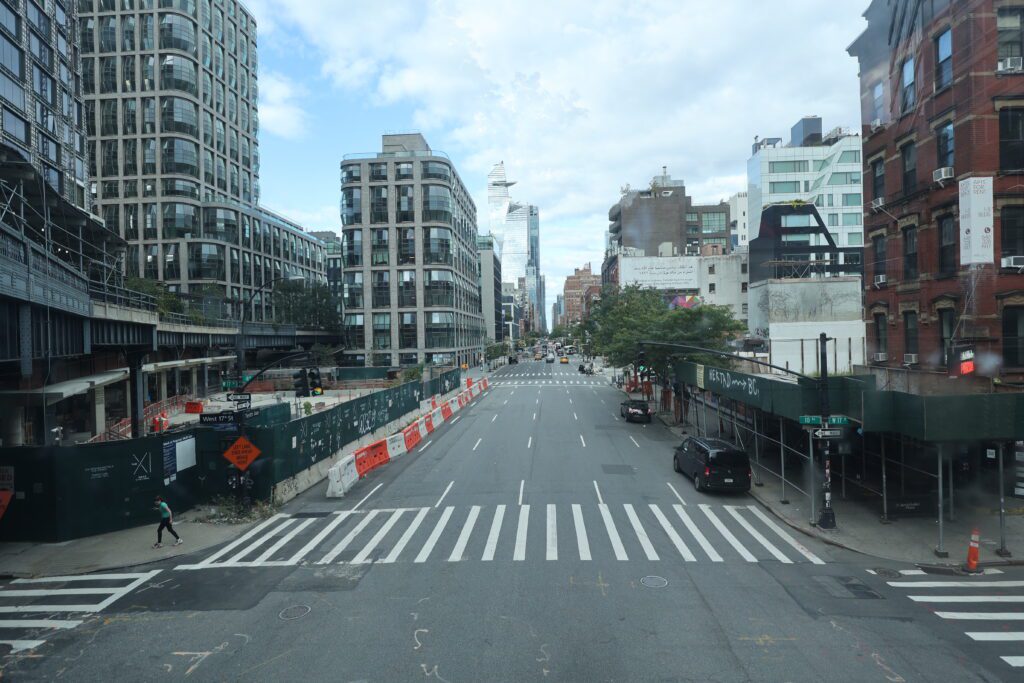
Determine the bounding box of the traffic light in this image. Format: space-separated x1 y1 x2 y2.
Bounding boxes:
292 368 309 397
637 348 647 377
308 367 323 396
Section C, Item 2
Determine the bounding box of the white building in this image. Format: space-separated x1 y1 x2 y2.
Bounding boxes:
617 253 748 322
727 191 750 250
747 116 864 261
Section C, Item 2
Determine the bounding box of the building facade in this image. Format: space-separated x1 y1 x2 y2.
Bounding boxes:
727 191 750 250
80 0 325 321
562 263 601 324
849 0 1024 377
476 233 502 343
747 116 864 264
339 133 484 368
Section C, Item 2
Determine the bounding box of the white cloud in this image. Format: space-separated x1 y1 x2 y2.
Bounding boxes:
251 0 867 313
259 71 310 140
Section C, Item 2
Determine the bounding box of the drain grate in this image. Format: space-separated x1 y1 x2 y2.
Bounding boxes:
640 576 668 588
279 604 311 620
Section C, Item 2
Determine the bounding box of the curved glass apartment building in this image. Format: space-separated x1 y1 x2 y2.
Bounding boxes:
79 0 324 321
340 133 485 368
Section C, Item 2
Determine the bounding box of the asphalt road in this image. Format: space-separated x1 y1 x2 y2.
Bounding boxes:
2 358 1022 681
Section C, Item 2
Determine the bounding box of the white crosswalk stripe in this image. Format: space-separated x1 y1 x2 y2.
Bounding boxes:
886 573 1024 669
0 571 159 654
180 500 832 570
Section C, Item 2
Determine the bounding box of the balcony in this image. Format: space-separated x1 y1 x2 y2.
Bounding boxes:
424 288 454 307
372 286 390 308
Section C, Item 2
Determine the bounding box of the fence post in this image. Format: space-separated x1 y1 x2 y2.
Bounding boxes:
808 431 816 525
881 435 889 523
779 417 789 504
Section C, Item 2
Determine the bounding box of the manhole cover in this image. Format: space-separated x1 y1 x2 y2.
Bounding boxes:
279 604 311 620
872 567 901 579
640 576 668 588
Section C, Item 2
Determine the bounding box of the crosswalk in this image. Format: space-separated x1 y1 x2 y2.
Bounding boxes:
882 569 1024 670
177 501 826 570
492 377 606 386
0 570 160 654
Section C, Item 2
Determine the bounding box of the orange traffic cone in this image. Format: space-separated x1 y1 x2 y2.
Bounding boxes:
965 528 981 573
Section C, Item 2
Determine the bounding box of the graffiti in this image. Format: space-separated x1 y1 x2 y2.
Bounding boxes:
706 367 761 399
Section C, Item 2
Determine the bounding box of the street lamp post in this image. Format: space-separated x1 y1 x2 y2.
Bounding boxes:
236 274 305 375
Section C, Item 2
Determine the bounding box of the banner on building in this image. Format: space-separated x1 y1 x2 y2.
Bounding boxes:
620 256 699 290
959 177 994 265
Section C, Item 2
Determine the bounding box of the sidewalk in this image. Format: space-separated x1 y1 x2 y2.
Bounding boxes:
655 413 1024 567
0 508 254 578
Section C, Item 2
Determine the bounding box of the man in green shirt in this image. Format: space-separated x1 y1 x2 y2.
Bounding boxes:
153 495 182 548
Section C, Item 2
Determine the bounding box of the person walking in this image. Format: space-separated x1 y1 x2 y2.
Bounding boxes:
153 495 182 548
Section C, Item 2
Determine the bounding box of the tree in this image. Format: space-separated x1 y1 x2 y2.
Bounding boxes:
310 343 344 366
484 343 507 361
549 324 568 339
271 280 343 330
125 277 184 317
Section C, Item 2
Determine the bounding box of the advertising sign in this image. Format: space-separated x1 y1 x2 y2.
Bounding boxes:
620 256 699 290
959 177 994 265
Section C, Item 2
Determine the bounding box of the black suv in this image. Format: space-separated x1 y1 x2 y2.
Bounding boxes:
620 399 652 423
673 436 751 493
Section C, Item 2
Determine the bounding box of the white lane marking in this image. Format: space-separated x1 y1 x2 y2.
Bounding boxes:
673 504 723 561
351 509 407 564
1001 656 1024 667
899 569 927 575
350 483 383 512
514 505 530 561
451 416 461 424
745 505 824 564
613 416 618 421
569 398 573 404
511 391 515 395
254 518 315 563
533 412 536 421
503 400 508 405
318 511 380 564
909 595 1024 603
518 479 525 505
11 574 153 583
473 438 482 451
0 588 120 597
573 412 578 421
547 504 558 561
448 505 481 562
935 612 1024 620
623 504 659 561
0 640 45 653
600 399 605 404
887 581 1024 588
598 504 628 560
967 632 1024 641
593 480 604 504
188 514 288 567
724 506 791 563
666 482 687 506
629 436 639 448
415 506 454 563
649 504 696 561
482 505 506 561
419 440 433 453
579 434 586 447
227 518 296 563
491 414 497 422
527 436 532 449
0 619 82 630
572 504 592 561
434 480 454 508
379 507 430 564
285 511 352 565
700 504 757 562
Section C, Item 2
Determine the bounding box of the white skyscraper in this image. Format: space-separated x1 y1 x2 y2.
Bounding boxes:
487 162 544 331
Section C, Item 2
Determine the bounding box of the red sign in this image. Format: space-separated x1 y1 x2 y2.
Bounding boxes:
959 347 976 376
0 490 11 523
223 435 262 471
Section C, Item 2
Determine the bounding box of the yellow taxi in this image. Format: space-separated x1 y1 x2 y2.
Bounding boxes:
560 356 569 364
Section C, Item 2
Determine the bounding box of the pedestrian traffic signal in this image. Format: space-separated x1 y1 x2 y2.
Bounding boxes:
308 367 323 396
637 348 647 376
292 368 309 397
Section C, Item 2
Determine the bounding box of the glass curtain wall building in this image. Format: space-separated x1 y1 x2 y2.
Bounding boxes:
340 133 484 368
79 0 324 321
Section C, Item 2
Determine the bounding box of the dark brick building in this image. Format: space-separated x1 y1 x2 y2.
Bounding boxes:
849 0 1024 379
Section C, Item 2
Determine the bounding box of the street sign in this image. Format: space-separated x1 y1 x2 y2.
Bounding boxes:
200 411 237 425
223 435 261 471
813 428 842 439
227 393 252 402
234 400 252 410
799 415 822 426
828 416 850 426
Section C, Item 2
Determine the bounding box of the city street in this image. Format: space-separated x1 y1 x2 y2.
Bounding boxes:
2 359 1021 681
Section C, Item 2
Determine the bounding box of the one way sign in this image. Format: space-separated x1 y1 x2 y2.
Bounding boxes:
226 393 251 402
813 428 842 439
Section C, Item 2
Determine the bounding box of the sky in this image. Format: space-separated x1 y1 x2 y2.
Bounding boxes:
245 0 869 319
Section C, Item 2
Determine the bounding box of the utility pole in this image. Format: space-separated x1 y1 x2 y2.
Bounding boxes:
817 332 837 529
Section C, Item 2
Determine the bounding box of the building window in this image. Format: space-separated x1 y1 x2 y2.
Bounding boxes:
425 227 453 265
372 313 391 349
741 282 748 293
935 28 952 90
372 271 390 307
901 56 915 112
769 181 800 194
708 264 715 274
998 8 1024 60
422 185 452 224
769 160 809 173
370 163 387 182
341 164 361 184
1000 109 1024 172
344 313 365 347
901 143 916 193
1003 306 1024 367
700 212 726 231
370 228 388 266
938 308 956 366
1002 206 1024 258
902 226 918 279
872 235 886 279
398 227 415 265
936 122 954 169
421 161 450 182
708 283 716 293
873 312 888 357
903 311 919 357
938 215 957 275
370 186 388 223
396 185 414 222
842 213 861 227
398 270 416 307
399 312 417 348
341 187 361 225
396 162 413 181
871 159 884 200
342 229 361 267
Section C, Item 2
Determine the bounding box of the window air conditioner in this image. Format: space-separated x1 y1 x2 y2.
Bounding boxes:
1010 57 1024 71
870 197 884 210
933 167 954 182
1001 255 1024 268
873 274 888 286
903 353 919 365
870 118 882 131
872 352 888 362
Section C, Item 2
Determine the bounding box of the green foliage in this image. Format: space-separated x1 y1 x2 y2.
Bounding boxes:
311 343 343 366
272 280 343 330
484 342 507 361
588 285 744 375
549 324 568 339
401 364 424 382
302 401 313 416
125 276 183 317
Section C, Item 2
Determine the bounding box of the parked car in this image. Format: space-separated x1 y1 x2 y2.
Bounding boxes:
673 436 751 493
619 399 653 423
508 356 518 364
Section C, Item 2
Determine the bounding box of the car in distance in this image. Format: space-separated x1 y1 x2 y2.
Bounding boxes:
545 353 555 363
619 399 653 423
534 352 543 361
673 436 751 493
559 356 569 364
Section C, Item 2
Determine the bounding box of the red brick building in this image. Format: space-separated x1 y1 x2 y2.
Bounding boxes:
562 264 601 324
849 0 1024 379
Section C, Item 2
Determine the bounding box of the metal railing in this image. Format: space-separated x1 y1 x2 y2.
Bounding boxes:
90 283 157 311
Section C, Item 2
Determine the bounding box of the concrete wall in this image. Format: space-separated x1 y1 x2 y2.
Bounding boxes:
765 321 866 375
698 253 748 321
749 277 862 336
